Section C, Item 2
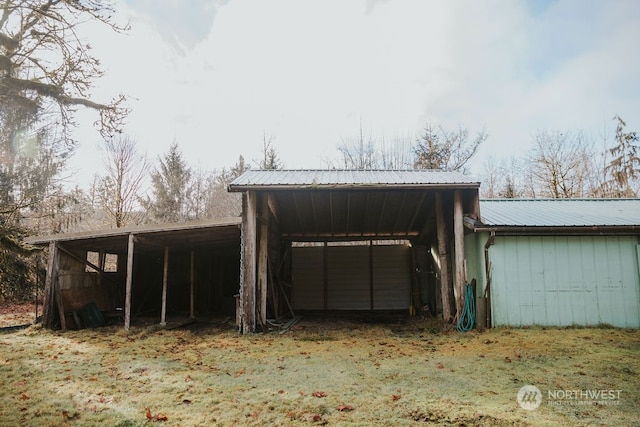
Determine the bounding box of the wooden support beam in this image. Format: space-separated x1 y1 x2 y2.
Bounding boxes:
240 191 258 333
55 280 66 331
323 241 328 310
453 190 466 319
257 195 269 328
369 240 374 310
42 241 58 328
190 250 195 319
124 234 135 330
160 246 169 326
435 192 455 322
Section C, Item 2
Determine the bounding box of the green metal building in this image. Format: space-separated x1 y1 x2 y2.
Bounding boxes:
465 199 640 328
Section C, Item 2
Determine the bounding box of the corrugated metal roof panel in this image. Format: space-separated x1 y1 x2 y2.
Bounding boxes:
229 169 479 189
479 199 640 227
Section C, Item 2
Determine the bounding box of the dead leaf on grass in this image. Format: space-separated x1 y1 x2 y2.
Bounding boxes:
436 363 444 369
312 391 327 398
337 404 354 412
391 394 402 401
145 407 168 422
19 392 29 400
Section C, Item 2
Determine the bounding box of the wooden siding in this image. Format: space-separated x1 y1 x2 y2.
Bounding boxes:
292 247 324 310
372 245 411 310
488 235 640 328
292 245 411 310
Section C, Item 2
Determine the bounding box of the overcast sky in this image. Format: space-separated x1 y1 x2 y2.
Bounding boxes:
70 0 640 186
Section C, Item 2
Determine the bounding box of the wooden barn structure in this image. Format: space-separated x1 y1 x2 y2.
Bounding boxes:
26 171 639 332
25 218 241 330
228 169 481 334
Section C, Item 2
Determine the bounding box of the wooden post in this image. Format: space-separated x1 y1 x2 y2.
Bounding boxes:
160 246 169 326
55 281 66 331
240 191 258 333
257 195 269 328
42 241 58 328
453 190 466 319
190 250 195 319
124 234 135 330
323 241 328 310
369 240 374 310
435 192 455 322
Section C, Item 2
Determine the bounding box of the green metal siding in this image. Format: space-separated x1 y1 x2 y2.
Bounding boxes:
488 235 640 328
463 232 488 294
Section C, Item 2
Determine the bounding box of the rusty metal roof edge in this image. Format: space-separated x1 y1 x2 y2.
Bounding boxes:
24 217 242 245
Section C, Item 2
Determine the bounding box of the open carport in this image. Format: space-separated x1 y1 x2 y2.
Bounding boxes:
228 169 481 333
25 218 241 330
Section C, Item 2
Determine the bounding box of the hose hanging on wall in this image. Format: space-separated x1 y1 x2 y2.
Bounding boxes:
456 282 476 332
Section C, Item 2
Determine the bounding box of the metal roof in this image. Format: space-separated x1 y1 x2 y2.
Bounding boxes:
478 199 640 227
24 217 242 253
229 169 479 190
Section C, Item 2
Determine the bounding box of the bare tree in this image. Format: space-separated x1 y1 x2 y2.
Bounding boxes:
378 131 413 169
337 121 377 169
94 136 149 227
0 0 129 143
413 122 487 172
258 133 283 170
526 130 595 198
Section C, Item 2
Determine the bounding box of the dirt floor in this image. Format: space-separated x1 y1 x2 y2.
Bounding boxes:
0 307 638 426
0 301 39 328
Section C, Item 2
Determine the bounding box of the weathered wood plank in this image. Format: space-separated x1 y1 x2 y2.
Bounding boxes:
190 250 195 319
160 246 169 326
453 190 466 320
42 241 58 327
241 191 258 333
435 192 454 322
124 234 135 330
257 195 269 328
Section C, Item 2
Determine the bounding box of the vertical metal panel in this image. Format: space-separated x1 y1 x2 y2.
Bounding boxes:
490 235 640 328
292 247 324 310
292 244 412 311
372 245 411 309
327 246 370 309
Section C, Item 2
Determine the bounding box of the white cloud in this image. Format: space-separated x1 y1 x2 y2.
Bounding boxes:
68 0 640 185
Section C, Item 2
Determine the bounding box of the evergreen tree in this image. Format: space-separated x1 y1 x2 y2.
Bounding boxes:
604 115 640 197
146 143 192 223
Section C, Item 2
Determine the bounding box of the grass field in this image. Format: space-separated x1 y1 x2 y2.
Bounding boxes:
0 309 638 426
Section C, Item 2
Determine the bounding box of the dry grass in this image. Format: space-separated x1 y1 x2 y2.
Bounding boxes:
0 313 638 426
